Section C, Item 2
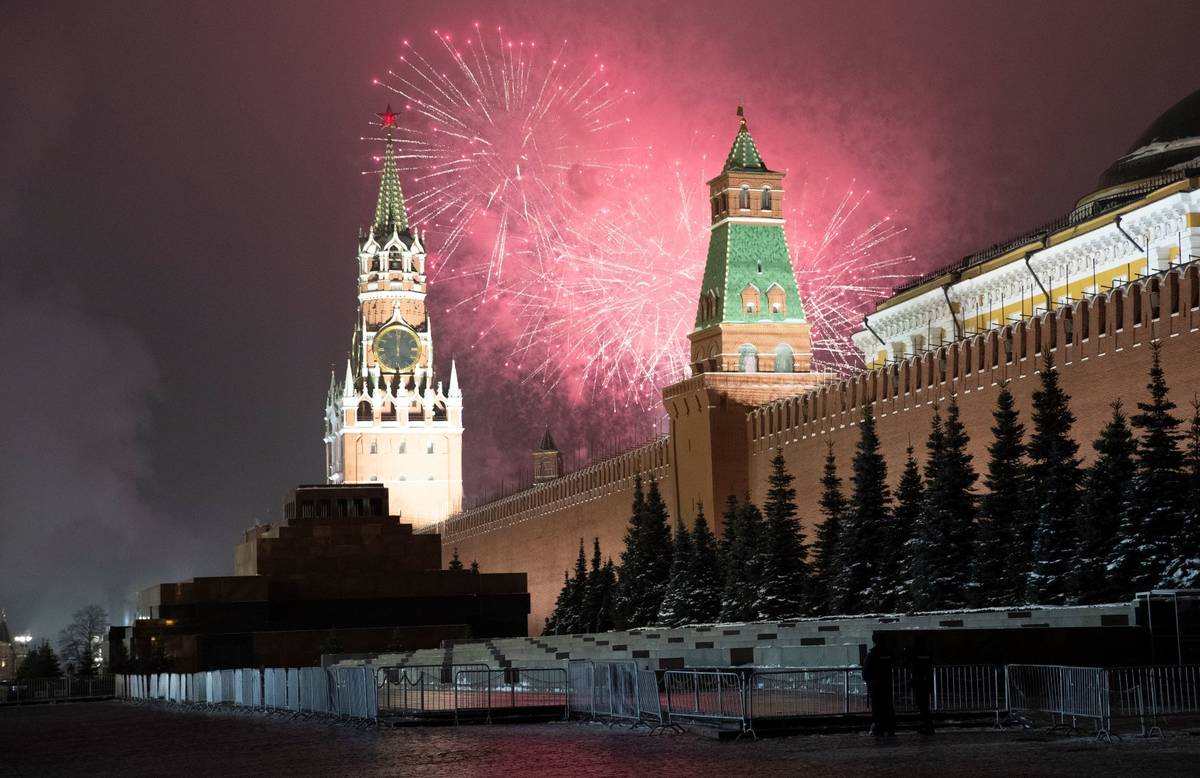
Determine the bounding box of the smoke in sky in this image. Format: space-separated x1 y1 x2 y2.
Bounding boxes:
1 0 1194 639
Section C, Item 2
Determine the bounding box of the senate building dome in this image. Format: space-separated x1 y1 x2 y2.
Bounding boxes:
1080 87 1200 208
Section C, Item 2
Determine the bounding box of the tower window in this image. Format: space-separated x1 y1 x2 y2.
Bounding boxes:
774 344 794 373
760 187 772 210
399 441 406 454
426 441 435 454
739 185 750 210
738 344 758 373
369 441 378 454
741 284 760 315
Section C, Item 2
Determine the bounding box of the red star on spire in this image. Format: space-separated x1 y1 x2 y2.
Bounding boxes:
377 104 398 128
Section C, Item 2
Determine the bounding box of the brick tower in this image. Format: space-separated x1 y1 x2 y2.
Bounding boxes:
664 107 830 525
323 106 464 528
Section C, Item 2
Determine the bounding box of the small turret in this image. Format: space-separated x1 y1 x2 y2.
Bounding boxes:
533 428 563 485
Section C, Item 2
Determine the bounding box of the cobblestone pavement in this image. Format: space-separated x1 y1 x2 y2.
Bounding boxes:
4 701 1200 777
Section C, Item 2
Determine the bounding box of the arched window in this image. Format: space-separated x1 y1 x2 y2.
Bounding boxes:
766 284 786 315
712 197 721 218
357 401 372 421
741 284 760 314
739 344 758 373
370 258 380 272
760 186 772 210
738 185 750 210
774 343 794 373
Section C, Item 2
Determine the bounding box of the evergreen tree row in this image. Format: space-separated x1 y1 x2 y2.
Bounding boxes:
546 341 1200 632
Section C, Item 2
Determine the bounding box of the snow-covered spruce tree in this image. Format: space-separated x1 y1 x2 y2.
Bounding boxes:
1070 400 1136 602
1161 397 1200 587
886 444 923 612
808 441 846 615
544 571 572 635
720 496 766 622
581 538 605 632
690 505 723 622
831 404 890 614
593 558 619 632
617 478 673 628
758 450 809 620
1025 352 1083 605
567 539 590 632
657 517 697 626
912 400 978 610
970 383 1028 607
1107 341 1184 594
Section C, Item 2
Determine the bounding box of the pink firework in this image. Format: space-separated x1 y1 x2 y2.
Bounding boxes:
369 28 912 410
371 25 636 291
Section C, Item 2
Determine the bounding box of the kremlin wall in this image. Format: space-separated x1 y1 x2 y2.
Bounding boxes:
424 93 1200 636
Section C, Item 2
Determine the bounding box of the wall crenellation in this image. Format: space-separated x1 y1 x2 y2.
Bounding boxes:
750 262 1200 450
427 436 672 546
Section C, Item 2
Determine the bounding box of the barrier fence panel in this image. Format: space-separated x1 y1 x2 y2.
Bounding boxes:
609 663 640 722
287 668 300 712
749 668 867 719
664 669 748 731
330 666 377 720
567 661 595 718
1006 664 1110 738
376 664 489 715
452 668 569 722
636 669 664 725
220 670 235 704
1 676 116 705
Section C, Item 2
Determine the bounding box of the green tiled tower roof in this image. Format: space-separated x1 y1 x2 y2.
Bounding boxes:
695 223 805 328
723 106 769 173
374 109 409 235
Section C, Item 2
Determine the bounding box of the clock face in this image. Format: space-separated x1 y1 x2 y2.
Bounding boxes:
373 326 421 372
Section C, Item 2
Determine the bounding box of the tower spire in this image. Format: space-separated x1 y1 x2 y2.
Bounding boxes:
723 105 768 173
374 105 409 235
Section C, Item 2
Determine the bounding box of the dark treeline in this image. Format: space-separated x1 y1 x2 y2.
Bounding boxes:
545 343 1200 632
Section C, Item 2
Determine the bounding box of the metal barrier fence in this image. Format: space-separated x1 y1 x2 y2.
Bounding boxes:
0 676 116 705
664 669 748 732
453 668 568 723
749 667 868 719
1107 665 1200 736
568 661 667 727
1006 664 1111 739
116 667 377 721
377 664 490 714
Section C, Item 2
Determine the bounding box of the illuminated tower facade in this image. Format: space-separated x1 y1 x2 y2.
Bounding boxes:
324 106 464 528
689 106 813 374
665 107 827 525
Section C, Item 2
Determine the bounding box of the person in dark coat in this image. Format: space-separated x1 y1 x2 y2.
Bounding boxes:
862 633 895 737
906 638 935 734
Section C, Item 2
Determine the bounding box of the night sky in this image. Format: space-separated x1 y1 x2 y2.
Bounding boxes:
2 0 1196 638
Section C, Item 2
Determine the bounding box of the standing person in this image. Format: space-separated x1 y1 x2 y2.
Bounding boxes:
908 638 935 735
862 633 895 737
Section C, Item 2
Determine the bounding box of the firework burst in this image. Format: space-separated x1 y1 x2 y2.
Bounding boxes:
369 28 913 410
371 25 636 289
